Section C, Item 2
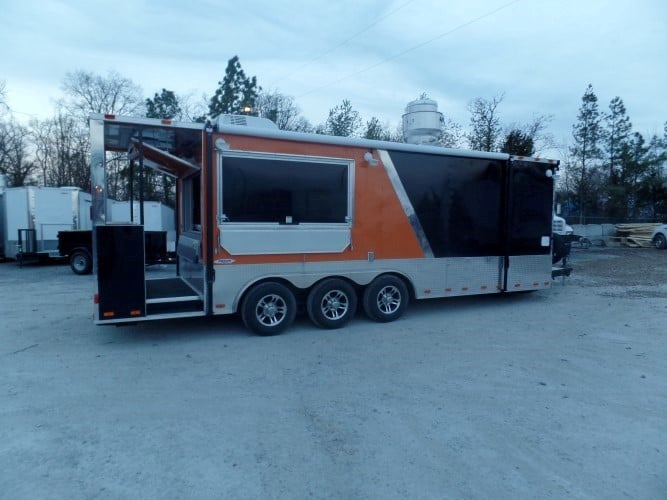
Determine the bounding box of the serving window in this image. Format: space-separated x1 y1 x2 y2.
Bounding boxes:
217 150 354 255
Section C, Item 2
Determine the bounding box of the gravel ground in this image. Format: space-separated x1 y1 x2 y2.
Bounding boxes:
1 247 666 499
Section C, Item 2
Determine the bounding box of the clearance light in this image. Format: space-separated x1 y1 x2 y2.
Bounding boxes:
533 282 540 286
94 294 99 304
103 311 115 318
161 119 172 125
514 284 521 288
104 114 115 119
130 310 142 316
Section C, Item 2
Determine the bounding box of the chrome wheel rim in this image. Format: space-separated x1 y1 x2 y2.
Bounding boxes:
255 294 287 326
376 285 401 315
320 289 349 320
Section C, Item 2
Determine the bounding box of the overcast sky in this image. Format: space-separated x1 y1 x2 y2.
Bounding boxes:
1 0 665 154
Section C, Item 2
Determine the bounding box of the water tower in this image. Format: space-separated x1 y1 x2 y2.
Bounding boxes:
402 97 444 145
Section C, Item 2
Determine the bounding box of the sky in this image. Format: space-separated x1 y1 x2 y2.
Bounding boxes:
1 0 666 156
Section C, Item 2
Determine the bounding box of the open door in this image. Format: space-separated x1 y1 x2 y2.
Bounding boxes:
90 115 208 323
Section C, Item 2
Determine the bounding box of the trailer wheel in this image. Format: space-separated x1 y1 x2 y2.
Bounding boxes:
242 282 296 336
362 275 408 323
70 250 92 275
306 278 357 329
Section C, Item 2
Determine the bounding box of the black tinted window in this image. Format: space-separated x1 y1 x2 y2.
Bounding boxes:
222 156 349 223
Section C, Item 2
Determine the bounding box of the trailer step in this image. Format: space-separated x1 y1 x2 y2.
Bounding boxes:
146 299 204 316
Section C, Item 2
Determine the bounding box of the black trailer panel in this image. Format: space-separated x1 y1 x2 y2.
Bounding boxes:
96 225 146 320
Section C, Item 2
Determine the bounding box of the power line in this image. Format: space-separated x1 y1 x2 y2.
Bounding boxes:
270 0 418 88
296 0 522 99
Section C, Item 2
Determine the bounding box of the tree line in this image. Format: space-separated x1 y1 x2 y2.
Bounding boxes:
0 57 665 221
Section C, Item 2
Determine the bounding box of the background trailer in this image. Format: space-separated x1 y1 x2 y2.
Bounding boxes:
0 185 91 261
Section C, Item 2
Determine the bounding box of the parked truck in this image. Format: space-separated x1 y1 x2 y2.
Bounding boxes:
89 113 562 335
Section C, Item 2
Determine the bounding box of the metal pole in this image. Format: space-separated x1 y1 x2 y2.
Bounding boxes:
138 130 144 226
129 158 134 222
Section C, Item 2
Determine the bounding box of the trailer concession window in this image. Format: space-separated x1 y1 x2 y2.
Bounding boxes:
217 151 353 255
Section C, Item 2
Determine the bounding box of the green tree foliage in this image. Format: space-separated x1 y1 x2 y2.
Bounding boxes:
208 56 259 118
501 129 534 156
603 97 632 183
146 89 182 119
322 99 361 137
363 116 394 141
143 88 183 204
569 84 603 223
637 128 667 218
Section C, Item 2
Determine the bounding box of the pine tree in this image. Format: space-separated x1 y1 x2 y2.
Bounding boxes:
501 129 534 156
602 97 632 218
146 89 182 119
208 56 259 118
603 97 632 184
323 99 361 137
570 84 602 223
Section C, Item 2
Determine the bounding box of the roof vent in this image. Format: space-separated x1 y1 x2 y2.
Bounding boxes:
216 114 279 130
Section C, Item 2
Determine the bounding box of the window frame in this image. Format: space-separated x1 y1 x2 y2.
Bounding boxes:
216 150 354 228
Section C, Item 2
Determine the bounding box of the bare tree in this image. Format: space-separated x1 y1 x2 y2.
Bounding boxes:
523 114 557 154
177 91 209 123
441 117 466 148
60 70 144 123
0 80 9 116
255 90 311 131
31 112 89 189
0 119 38 186
467 93 505 152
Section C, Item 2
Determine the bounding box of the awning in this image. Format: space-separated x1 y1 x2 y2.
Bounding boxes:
129 139 200 178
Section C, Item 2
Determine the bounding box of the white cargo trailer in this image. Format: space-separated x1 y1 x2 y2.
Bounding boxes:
109 200 176 251
0 186 91 260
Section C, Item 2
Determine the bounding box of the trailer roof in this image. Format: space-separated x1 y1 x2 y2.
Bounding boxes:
90 113 558 164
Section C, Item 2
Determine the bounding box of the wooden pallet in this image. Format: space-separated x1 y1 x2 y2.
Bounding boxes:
611 223 660 248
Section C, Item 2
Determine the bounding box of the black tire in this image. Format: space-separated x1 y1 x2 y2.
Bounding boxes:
70 250 92 275
306 278 357 329
552 233 571 264
655 233 667 250
241 282 296 336
362 275 409 323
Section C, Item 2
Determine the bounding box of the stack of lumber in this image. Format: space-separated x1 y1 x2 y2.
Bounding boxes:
611 223 660 247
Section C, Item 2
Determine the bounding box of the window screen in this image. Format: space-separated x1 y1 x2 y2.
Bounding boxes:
221 155 349 224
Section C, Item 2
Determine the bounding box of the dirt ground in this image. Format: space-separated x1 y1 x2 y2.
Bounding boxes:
1 247 666 499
